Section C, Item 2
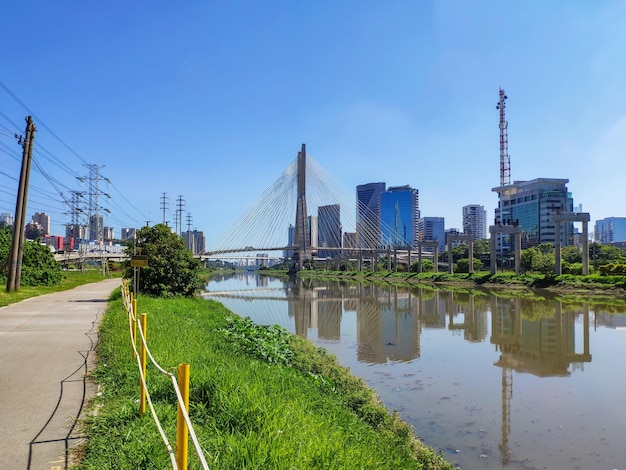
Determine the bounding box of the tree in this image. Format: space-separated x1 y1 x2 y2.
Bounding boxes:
473 239 490 256
0 228 61 286
562 246 582 264
520 247 538 272
531 252 555 274
124 224 205 297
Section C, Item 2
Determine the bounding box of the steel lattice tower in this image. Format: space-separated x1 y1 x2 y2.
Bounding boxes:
497 89 511 186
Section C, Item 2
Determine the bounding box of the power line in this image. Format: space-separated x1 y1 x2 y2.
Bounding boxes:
0 80 88 165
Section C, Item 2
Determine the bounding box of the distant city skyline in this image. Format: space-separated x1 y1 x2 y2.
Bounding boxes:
2 2 625 248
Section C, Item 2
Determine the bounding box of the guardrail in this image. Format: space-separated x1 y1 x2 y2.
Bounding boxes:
121 280 209 470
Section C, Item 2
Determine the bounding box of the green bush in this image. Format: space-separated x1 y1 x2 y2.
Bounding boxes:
598 263 626 276
562 262 583 275
454 258 483 273
0 228 61 286
409 259 434 272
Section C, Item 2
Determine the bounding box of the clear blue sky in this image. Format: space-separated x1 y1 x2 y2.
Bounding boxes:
1 1 625 247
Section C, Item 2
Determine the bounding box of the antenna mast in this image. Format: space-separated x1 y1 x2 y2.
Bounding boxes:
496 88 510 186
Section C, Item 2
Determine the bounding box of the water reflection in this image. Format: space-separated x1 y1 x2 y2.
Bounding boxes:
205 273 626 469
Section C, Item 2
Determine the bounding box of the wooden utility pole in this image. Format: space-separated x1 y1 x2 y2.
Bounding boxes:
6 116 36 292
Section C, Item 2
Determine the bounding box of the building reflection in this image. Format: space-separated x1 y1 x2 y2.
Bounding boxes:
489 298 592 464
445 292 489 342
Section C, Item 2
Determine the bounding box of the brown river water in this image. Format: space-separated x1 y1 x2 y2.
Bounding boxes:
205 273 626 469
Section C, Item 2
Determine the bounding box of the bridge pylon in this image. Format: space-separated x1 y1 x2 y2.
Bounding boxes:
294 144 311 269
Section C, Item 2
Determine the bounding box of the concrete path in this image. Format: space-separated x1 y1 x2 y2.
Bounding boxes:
0 278 121 470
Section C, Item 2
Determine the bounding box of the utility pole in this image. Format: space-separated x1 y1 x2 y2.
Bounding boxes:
160 192 169 226
6 116 36 292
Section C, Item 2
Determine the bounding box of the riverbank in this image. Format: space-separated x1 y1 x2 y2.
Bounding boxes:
291 269 626 300
77 291 455 469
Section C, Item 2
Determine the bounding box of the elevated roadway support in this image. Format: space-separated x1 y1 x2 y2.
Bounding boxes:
489 225 522 274
417 241 439 273
550 212 590 275
447 234 474 274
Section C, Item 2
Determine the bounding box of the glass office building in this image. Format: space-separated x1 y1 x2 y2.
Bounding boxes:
419 217 445 251
318 204 342 258
380 185 420 248
356 182 386 249
493 178 573 250
595 217 626 244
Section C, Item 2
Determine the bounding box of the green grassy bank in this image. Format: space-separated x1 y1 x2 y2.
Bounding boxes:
295 269 626 295
78 291 454 469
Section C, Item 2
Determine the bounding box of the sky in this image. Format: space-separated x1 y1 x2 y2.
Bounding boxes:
1 1 626 249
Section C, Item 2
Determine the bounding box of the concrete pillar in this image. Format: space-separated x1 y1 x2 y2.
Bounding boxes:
447 240 453 274
490 230 497 275
582 220 589 275
433 245 439 273
358 251 363 272
555 221 562 275
393 248 398 272
514 232 521 274
417 243 423 273
387 249 391 271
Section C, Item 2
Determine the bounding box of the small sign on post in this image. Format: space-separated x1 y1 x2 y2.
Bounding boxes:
131 255 148 267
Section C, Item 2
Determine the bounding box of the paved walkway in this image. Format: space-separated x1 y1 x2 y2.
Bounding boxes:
0 278 121 470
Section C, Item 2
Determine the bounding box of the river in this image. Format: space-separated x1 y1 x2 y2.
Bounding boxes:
204 272 626 469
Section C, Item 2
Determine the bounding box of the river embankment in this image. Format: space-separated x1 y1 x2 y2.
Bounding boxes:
77 290 456 469
293 269 626 303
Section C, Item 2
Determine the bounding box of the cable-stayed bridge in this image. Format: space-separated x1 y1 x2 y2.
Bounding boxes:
202 144 435 271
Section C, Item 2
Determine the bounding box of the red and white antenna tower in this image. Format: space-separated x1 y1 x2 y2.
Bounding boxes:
496 88 510 186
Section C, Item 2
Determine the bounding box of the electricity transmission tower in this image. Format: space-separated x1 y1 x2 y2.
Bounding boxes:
66 190 86 240
186 213 194 254
160 192 169 226
175 195 185 237
78 164 110 244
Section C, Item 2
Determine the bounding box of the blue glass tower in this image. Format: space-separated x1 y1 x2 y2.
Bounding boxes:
380 185 419 248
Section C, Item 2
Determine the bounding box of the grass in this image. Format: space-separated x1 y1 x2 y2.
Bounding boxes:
77 292 455 469
298 269 626 298
0 269 120 308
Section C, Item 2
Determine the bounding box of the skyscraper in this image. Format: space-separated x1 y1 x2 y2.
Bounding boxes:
89 214 104 242
595 217 626 244
285 224 295 258
356 182 386 249
318 204 341 258
121 228 137 241
493 178 573 249
462 205 487 240
380 185 419 248
183 229 206 255
419 217 445 251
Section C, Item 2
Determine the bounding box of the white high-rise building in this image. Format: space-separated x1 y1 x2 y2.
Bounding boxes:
462 204 487 240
